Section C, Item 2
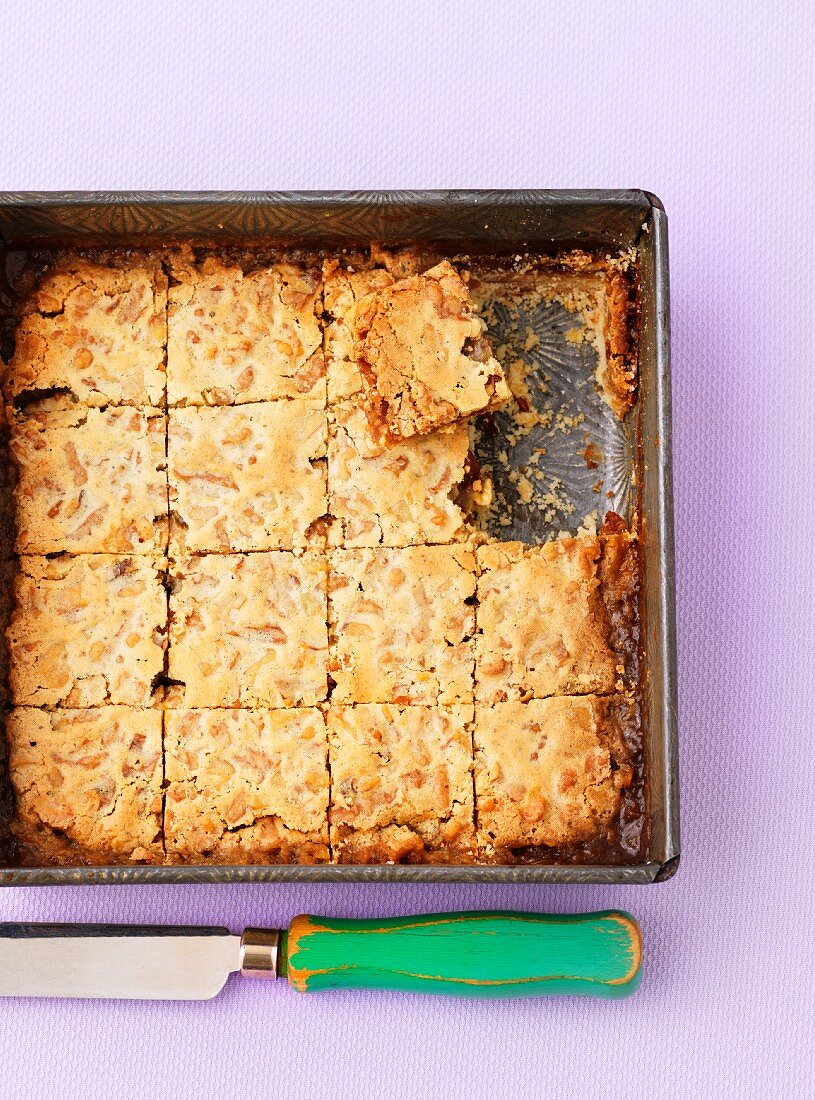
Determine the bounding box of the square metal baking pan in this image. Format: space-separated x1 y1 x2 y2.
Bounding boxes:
0 190 679 885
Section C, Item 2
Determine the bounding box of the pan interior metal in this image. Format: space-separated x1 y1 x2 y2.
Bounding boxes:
0 190 678 885
0 923 241 1000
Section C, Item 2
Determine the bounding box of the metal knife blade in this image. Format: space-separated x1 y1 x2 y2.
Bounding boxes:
0 923 243 1000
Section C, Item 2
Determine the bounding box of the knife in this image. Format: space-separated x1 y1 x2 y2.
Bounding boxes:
0 910 641 1000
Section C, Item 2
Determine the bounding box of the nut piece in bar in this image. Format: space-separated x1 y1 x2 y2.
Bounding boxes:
323 259 394 405
7 707 163 864
167 257 324 405
328 400 470 547
4 258 167 409
328 703 475 863
10 406 168 555
329 544 476 705
164 708 329 864
475 536 622 703
168 552 327 708
474 695 633 852
7 555 167 708
168 401 327 553
351 260 510 444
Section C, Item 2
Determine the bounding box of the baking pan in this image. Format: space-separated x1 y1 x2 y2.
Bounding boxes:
0 190 678 884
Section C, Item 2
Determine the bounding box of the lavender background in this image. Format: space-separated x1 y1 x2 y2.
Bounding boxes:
0 1 813 1096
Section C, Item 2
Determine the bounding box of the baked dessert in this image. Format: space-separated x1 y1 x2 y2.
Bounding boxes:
328 400 470 547
475 533 636 703
168 552 327 708
7 555 167 708
329 544 476 705
328 703 475 863
474 695 634 853
352 261 510 443
168 401 327 552
164 708 329 863
167 256 324 405
0 244 642 871
6 706 163 864
9 406 168 555
3 258 167 409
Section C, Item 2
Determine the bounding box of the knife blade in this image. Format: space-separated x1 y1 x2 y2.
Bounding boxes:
0 910 642 1000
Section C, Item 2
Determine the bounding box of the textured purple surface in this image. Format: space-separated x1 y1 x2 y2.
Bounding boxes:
0 1 813 1096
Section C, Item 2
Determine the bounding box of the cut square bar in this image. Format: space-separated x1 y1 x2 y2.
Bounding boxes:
6 706 163 864
329 544 476 705
168 401 327 553
167 256 324 405
168 552 327 708
328 703 475 863
10 406 168 555
474 695 634 853
164 708 329 864
7 555 167 708
3 257 167 409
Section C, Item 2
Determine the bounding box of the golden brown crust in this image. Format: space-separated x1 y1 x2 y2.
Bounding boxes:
167 552 327 708
352 261 510 444
328 703 475 863
3 258 167 409
474 695 633 853
7 707 163 864
10 406 168 555
167 256 324 405
168 402 327 553
475 535 625 703
164 708 329 863
601 267 639 418
7 555 167 707
329 544 476 705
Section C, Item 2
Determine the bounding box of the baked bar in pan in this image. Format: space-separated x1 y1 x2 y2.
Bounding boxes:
164 708 329 864
168 551 328 708
6 706 163 864
327 400 470 547
2 257 167 409
7 555 167 708
168 401 327 552
328 703 475 863
9 405 168 555
328 544 476 705
474 695 634 853
475 531 637 703
352 261 510 444
167 255 324 405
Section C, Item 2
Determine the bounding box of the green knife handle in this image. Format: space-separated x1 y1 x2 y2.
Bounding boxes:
282 910 642 999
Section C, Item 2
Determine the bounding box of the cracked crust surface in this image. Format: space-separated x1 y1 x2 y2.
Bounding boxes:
329 544 476 705
10 406 168 555
164 708 329 863
168 402 327 552
352 261 510 443
475 536 623 702
168 552 327 708
7 707 163 864
328 703 475 863
323 259 395 404
167 256 324 405
3 258 167 409
7 555 167 707
474 695 633 852
328 400 470 547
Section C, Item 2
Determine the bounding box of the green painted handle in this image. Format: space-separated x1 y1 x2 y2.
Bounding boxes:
282 910 642 998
